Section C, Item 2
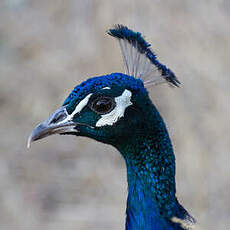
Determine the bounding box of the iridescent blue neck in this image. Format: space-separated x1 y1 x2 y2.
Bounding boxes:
116 108 189 230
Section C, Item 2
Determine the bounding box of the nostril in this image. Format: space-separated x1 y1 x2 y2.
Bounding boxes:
50 112 66 124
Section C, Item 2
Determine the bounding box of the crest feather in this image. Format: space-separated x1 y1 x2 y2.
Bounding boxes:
108 25 180 87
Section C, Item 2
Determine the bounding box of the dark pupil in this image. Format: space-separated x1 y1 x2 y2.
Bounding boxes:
93 98 113 114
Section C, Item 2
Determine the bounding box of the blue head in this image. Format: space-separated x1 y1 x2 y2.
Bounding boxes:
28 73 158 148
28 24 180 148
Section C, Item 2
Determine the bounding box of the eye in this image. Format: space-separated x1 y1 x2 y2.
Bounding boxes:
90 96 115 114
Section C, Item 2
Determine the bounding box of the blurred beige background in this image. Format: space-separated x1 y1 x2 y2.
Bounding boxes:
0 0 229 229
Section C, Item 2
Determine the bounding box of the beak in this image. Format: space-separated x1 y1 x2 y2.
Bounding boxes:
27 106 77 148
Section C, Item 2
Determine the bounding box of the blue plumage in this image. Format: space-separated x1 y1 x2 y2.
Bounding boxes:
63 73 145 107
108 25 151 52
28 25 195 230
108 25 180 87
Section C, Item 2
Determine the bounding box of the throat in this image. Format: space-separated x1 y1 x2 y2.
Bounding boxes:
125 157 177 230
116 124 189 230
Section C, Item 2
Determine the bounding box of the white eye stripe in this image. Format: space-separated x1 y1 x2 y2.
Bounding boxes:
57 89 132 128
71 93 92 116
102 87 111 90
96 89 132 127
58 93 92 125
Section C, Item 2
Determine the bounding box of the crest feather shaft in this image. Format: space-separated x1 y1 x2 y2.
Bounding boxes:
108 25 180 87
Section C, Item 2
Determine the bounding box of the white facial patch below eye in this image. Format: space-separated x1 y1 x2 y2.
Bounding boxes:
96 89 132 127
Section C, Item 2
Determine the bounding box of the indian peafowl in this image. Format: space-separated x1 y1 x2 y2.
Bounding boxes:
28 25 195 230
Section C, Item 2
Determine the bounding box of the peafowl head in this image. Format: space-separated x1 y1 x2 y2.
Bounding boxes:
28 25 179 149
28 73 159 147
28 25 196 229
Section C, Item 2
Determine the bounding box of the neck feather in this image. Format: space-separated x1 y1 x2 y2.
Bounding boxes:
116 109 191 230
